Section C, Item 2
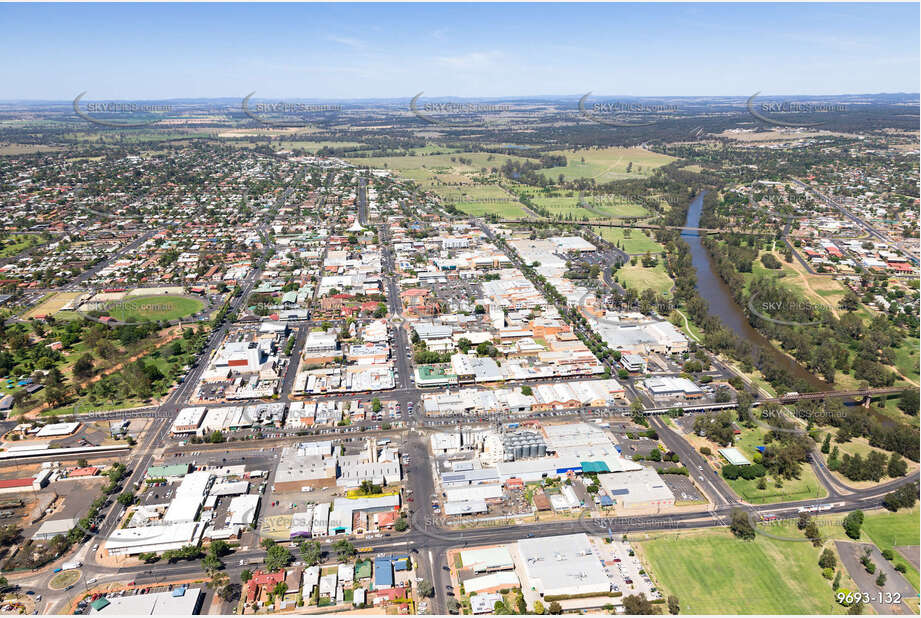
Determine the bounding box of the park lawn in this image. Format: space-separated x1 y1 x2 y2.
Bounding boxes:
593 227 663 254
893 339 920 385
276 140 365 153
723 426 827 504
861 507 920 592
346 152 525 173
108 296 203 322
0 234 41 258
640 527 846 614
584 196 650 219
541 147 675 183
454 201 529 219
876 396 919 428
615 261 673 296
514 192 597 220
393 167 439 185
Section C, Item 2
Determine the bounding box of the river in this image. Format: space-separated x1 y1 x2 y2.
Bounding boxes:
682 193 827 391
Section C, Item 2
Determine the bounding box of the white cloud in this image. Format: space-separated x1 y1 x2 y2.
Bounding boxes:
435 51 502 71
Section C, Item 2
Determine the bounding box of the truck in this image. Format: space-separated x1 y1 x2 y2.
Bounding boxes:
61 561 82 570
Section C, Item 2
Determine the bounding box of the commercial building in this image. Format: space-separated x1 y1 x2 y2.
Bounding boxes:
516 534 611 598
106 522 206 556
471 592 505 615
227 494 260 526
591 315 689 355
459 546 515 572
598 468 675 510
90 587 203 615
641 376 703 399
464 572 521 595
170 407 206 434
32 518 76 541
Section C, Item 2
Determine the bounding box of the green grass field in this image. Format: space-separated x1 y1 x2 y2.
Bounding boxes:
583 195 650 218
893 339 920 384
0 234 41 258
276 140 365 152
346 152 524 173
615 262 673 296
108 296 203 322
593 227 664 254
861 507 920 591
541 147 675 183
453 201 529 219
641 528 846 614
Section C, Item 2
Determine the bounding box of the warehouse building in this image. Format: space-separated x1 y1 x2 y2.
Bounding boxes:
464 571 521 595
170 407 206 434
598 467 675 510
32 517 76 541
90 587 203 615
459 546 515 573
106 522 206 556
641 376 703 399
516 534 612 598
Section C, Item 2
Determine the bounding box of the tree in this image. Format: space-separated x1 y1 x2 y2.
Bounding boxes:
838 291 860 312
819 548 837 570
548 601 563 615
418 580 434 598
240 569 252 584
667 595 680 614
515 592 527 614
299 540 322 566
447 598 460 613
117 492 135 507
623 594 657 614
730 508 756 540
201 554 223 573
804 519 822 547
73 353 95 379
875 572 886 587
821 433 831 454
265 544 292 572
209 540 231 558
394 517 409 532
0 575 7 592
897 389 918 416
843 510 864 540
533 600 545 615
887 453 908 477
333 539 357 560
372 398 382 413
521 385 533 396
273 581 288 598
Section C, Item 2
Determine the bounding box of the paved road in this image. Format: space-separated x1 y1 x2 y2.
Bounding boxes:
792 178 918 265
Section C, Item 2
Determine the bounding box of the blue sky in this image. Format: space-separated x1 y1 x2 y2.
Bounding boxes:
1 3 918 100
